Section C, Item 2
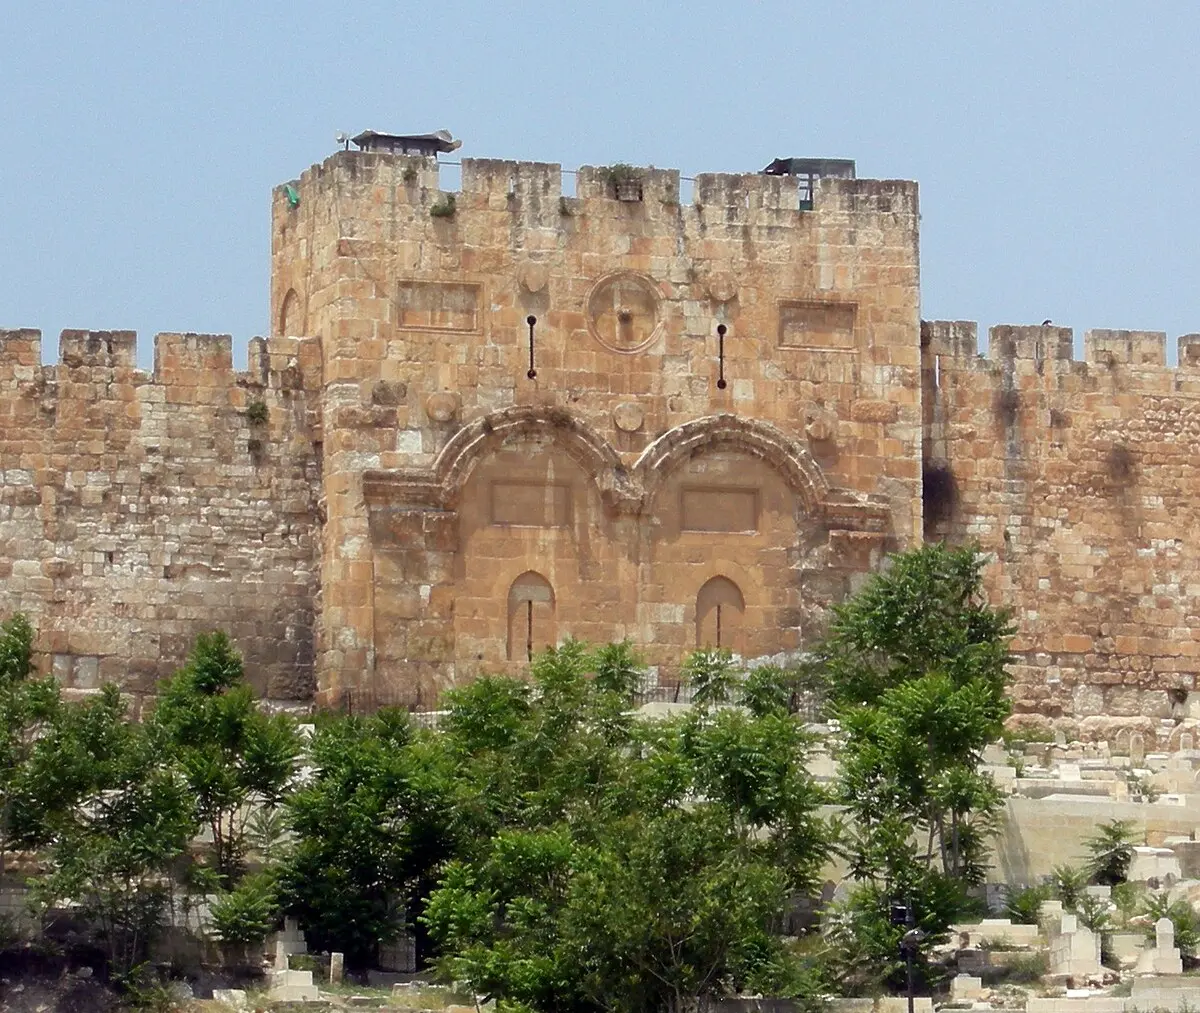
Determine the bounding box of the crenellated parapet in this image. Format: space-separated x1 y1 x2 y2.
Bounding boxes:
921 318 1200 733
271 150 919 274
0 329 323 401
0 327 325 707
922 320 1200 393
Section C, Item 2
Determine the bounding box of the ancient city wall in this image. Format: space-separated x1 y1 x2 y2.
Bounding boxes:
924 321 1200 734
7 149 1199 729
271 152 923 707
0 328 323 708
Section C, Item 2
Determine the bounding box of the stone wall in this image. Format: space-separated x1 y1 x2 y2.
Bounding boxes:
6 149 1199 723
0 328 323 707
271 152 922 707
924 321 1200 727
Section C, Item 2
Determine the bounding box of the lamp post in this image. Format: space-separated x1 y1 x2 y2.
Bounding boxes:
890 901 925 1013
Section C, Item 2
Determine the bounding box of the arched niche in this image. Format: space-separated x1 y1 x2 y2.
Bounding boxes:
696 575 745 650
279 287 302 336
635 414 828 515
507 571 556 662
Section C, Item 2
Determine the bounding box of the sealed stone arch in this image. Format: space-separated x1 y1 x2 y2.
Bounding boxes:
507 571 556 661
695 575 745 650
634 414 829 515
279 287 303 336
432 404 637 512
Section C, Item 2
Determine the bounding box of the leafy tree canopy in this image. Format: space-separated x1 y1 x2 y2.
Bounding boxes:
423 639 830 1013
819 544 1014 990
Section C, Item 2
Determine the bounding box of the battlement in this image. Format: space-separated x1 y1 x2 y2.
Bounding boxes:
277 150 918 222
0 329 323 393
922 320 1200 383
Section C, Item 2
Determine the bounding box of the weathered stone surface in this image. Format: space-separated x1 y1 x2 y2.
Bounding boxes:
0 328 320 706
270 152 918 708
924 319 1200 729
3 150 1197 724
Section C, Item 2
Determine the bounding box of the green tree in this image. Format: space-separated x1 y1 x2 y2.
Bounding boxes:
821 543 1014 982
423 640 830 1013
151 632 300 884
1050 864 1088 911
1003 883 1052 925
740 661 828 719
1142 892 1200 959
30 685 194 976
683 647 738 708
0 613 61 874
211 869 281 947
281 709 460 966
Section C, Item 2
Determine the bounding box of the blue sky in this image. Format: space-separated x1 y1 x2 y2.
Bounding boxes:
3 2 1198 365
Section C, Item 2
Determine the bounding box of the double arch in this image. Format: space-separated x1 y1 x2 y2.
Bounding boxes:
428 405 833 518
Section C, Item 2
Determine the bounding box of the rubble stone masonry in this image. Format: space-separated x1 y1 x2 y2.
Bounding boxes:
2 147 1196 728
923 322 1200 735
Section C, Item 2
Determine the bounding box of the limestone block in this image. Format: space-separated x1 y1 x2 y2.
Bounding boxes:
952 918 1041 947
1131 976 1200 1010
1025 1001 1125 1013
1128 846 1182 885
1038 899 1065 931
1047 910 1101 977
268 968 319 1001
828 1002 874 1013
1108 931 1146 969
876 999 933 1013
950 974 983 1000
1149 916 1183 974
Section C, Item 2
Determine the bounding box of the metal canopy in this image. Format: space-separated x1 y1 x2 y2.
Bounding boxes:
351 129 462 155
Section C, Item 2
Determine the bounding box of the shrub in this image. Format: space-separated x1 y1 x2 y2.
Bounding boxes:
211 870 281 946
430 194 457 218
1004 883 1052 925
1084 818 1138 885
1050 865 1088 911
1142 892 1200 958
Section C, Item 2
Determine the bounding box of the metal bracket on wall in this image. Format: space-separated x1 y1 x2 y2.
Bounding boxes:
716 324 728 390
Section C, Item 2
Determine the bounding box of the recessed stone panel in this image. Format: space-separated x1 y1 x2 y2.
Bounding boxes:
778 300 857 351
681 487 758 533
396 281 481 332
491 482 572 527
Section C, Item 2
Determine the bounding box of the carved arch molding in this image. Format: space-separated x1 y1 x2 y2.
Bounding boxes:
361 405 891 540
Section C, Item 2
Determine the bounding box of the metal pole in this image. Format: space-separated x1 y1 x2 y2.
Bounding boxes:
716 324 727 389
906 944 914 1013
526 315 538 379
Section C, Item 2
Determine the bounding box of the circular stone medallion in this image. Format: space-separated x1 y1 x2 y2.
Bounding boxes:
612 402 645 432
518 262 549 293
704 271 737 303
425 392 460 423
585 272 662 353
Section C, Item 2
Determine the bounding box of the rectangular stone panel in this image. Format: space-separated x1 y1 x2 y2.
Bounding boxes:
396 281 481 331
778 300 857 350
491 482 572 527
681 487 758 533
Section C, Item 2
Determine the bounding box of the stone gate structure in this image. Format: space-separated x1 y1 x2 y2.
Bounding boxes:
2 143 1198 725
